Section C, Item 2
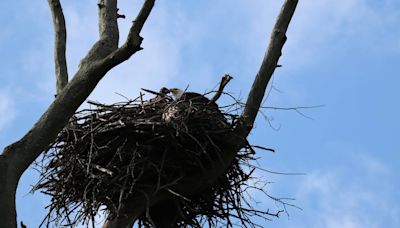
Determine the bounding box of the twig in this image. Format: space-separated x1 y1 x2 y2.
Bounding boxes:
251 145 275 152
210 74 233 104
141 88 161 96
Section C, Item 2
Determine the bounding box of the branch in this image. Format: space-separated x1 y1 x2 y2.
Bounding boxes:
77 0 121 69
98 0 119 49
210 74 233 104
48 0 68 95
80 0 155 73
2 0 155 178
96 0 155 69
238 0 298 137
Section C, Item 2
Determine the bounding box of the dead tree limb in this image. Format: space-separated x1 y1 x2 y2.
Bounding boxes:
98 0 119 49
96 0 155 68
239 0 298 138
0 1 155 227
48 0 68 94
210 74 233 103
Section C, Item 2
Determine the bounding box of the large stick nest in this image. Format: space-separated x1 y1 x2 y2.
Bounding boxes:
34 89 283 227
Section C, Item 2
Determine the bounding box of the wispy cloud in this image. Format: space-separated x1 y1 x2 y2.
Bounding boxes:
234 0 400 105
294 153 399 228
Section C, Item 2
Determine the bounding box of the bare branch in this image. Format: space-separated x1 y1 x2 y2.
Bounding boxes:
238 0 298 137
94 0 155 69
77 0 121 70
98 0 119 49
48 0 68 95
210 74 233 104
2 0 155 178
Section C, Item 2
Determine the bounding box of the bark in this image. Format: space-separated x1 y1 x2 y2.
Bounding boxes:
48 0 68 95
98 0 119 51
0 0 155 227
210 74 233 103
0 156 18 228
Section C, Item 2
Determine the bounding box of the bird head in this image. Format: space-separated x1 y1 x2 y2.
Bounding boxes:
159 87 170 95
169 88 184 100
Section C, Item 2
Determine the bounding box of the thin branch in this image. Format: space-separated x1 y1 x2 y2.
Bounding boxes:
261 105 324 120
210 74 233 104
261 105 324 110
238 0 299 137
48 0 68 95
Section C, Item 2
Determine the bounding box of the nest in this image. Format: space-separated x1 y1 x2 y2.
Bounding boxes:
34 89 283 227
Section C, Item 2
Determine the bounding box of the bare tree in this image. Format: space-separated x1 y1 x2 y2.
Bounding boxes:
0 0 298 227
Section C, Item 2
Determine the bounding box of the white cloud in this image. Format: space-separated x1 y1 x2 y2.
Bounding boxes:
297 172 368 228
283 0 400 67
295 160 397 228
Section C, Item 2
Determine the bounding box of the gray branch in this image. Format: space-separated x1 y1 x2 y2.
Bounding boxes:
48 0 68 95
0 1 155 227
93 0 155 69
238 0 298 137
210 74 233 103
98 0 119 49
78 0 120 68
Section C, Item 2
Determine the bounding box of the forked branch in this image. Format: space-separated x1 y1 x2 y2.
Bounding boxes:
96 0 155 69
2 0 155 182
48 0 68 95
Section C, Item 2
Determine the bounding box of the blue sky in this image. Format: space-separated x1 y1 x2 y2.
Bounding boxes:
1 0 399 227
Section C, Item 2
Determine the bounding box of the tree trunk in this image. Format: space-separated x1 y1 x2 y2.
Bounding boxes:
0 156 18 228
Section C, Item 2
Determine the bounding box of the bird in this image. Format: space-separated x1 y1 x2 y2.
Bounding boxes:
168 88 217 109
164 88 228 129
144 87 173 108
158 87 171 97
